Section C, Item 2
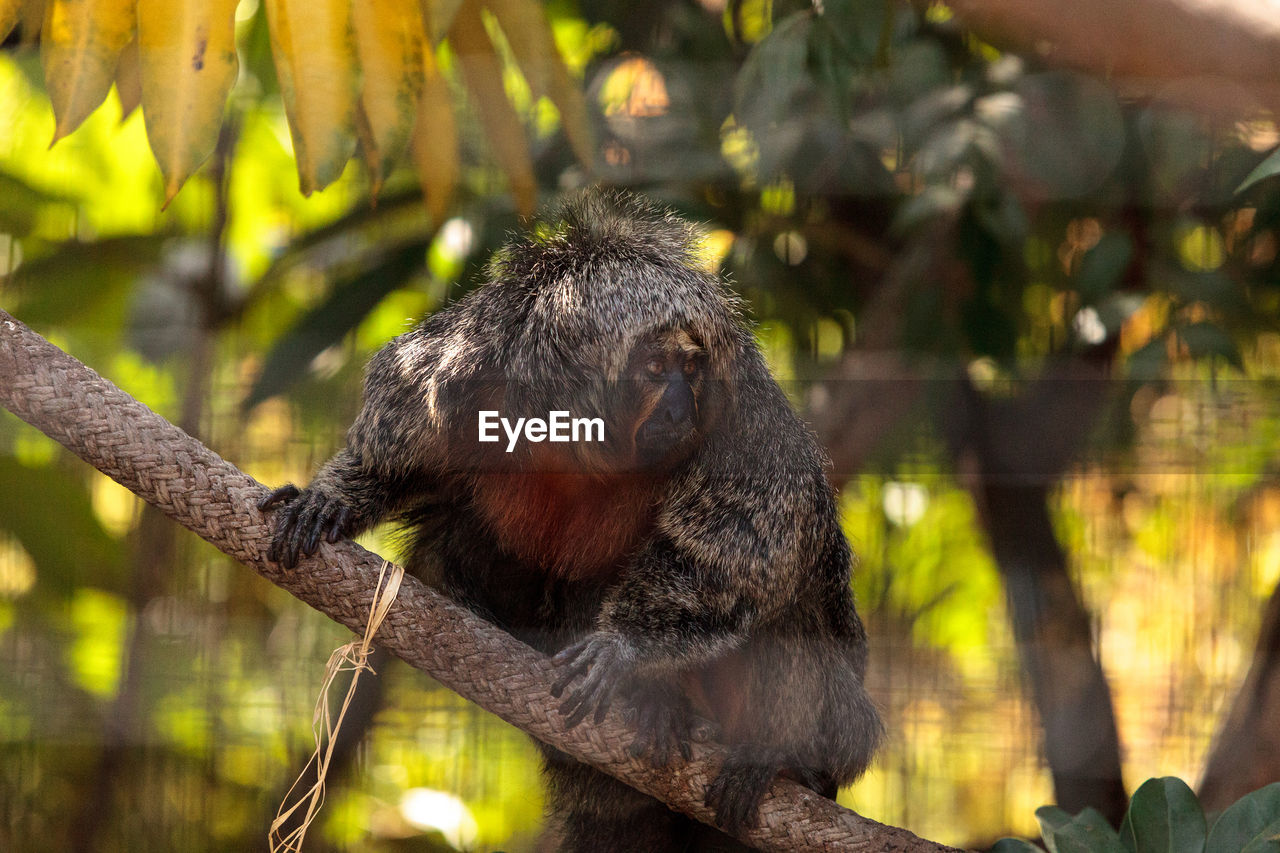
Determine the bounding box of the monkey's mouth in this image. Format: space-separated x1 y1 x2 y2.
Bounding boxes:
634 420 697 468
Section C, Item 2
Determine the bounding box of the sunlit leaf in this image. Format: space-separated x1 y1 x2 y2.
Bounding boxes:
41 0 137 142
246 240 428 408
411 47 460 224
137 0 239 204
1119 777 1206 853
449 1 536 216
114 34 140 120
352 0 426 197
264 0 359 195
486 0 594 169
1206 783 1280 853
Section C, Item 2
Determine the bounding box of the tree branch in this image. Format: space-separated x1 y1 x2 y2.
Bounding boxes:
949 0 1280 117
0 308 958 853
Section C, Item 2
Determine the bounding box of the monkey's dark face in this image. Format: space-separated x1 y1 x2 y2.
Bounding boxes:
626 328 708 470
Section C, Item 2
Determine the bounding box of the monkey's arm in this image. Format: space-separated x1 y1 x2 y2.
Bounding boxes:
259 448 422 568
261 316 497 568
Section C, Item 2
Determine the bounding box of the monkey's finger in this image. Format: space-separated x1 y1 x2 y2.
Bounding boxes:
298 499 330 557
258 484 300 511
562 691 598 729
303 510 326 556
284 500 323 567
561 671 607 727
628 724 653 760
551 640 590 668
592 688 613 725
550 657 592 698
325 505 352 543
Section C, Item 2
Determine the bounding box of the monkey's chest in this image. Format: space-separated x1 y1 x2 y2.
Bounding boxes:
472 472 658 579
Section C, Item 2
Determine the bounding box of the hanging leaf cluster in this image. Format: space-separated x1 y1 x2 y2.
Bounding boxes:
1 0 591 212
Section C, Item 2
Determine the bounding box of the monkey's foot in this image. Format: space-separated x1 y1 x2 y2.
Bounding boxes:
258 484 358 569
550 632 637 728
624 679 694 767
704 753 778 835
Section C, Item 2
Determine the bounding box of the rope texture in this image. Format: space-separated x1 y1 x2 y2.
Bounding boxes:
0 308 960 853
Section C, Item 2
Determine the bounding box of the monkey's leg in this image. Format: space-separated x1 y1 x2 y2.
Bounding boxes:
541 750 693 853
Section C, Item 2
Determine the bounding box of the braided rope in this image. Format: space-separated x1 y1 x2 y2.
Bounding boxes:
0 308 960 853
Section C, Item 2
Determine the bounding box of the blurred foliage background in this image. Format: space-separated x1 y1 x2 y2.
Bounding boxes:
5 0 1280 850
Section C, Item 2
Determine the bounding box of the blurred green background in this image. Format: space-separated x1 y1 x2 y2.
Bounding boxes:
5 0 1280 850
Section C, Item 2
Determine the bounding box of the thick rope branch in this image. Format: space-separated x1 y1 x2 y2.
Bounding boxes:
0 308 958 853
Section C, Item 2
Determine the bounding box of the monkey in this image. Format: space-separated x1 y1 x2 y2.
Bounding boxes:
259 191 882 851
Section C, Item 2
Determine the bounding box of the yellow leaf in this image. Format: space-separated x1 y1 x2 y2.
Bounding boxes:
484 0 594 170
114 35 139 120
547 55 594 170
0 0 21 42
410 46 458 224
483 0 549 95
352 0 426 196
449 1 535 217
13 0 48 46
422 0 463 45
42 0 136 142
264 0 359 195
136 0 239 203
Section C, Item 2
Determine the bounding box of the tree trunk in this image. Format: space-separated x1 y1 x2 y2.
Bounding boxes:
977 481 1128 823
1198 579 1280 812
944 364 1127 826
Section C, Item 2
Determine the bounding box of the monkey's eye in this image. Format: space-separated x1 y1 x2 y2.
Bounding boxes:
645 358 665 377
682 360 699 377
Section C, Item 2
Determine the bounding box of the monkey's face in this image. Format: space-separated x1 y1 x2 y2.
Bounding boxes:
625 328 708 470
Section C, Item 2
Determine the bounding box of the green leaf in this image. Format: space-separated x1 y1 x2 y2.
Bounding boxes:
1119 778 1206 853
818 0 886 65
734 11 813 131
1176 322 1244 371
1236 146 1280 195
1038 806 1128 853
0 171 74 237
1077 233 1133 302
1127 334 1168 382
0 459 126 597
9 235 168 327
245 240 427 408
1206 783 1280 853
994 839 1047 853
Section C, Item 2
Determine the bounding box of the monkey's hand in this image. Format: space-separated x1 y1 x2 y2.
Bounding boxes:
704 751 784 835
623 677 696 768
258 484 359 569
551 634 701 767
551 632 634 728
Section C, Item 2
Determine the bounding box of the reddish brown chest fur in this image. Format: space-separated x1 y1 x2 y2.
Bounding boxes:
471 468 661 579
